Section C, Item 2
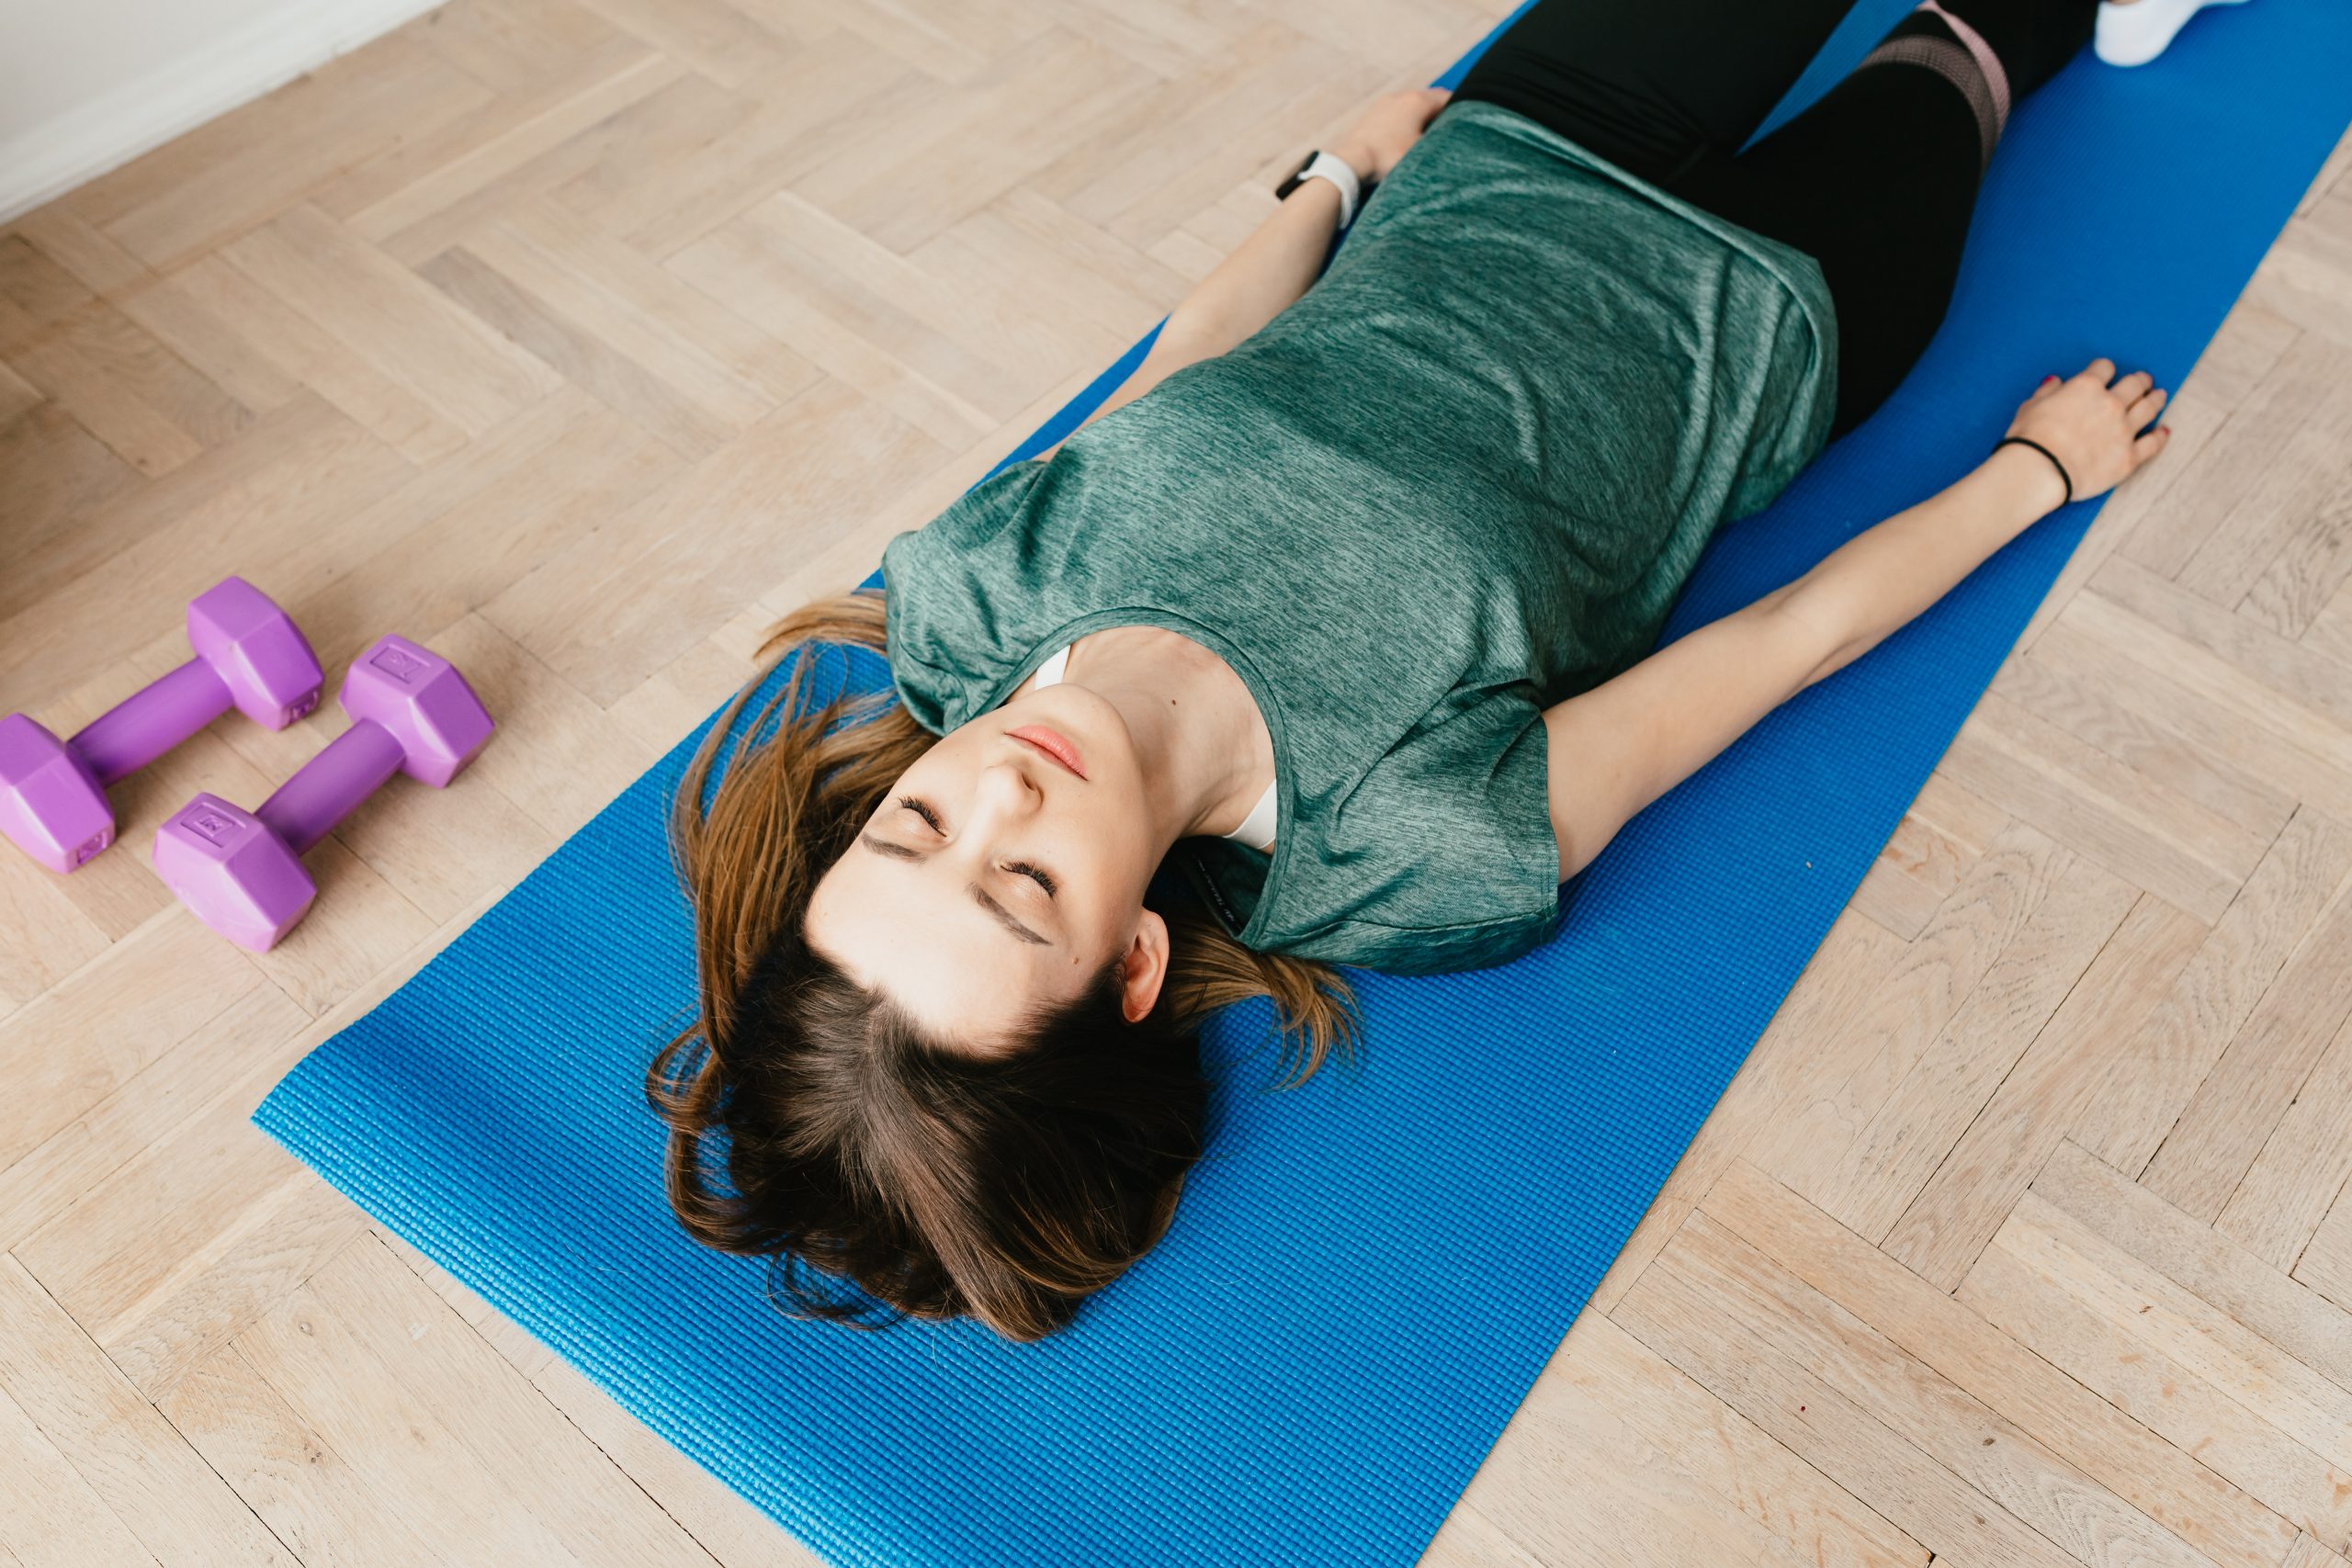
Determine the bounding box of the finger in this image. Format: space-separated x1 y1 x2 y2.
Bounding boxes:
2080 355 2118 386
2111 369 2154 405
2131 424 2174 466
2029 374 2063 401
2128 385 2169 426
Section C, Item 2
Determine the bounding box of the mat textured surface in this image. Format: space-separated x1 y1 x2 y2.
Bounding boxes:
253 4 2352 1563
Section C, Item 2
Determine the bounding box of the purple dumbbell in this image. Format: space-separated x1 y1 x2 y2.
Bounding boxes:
0 577 323 874
154 634 494 952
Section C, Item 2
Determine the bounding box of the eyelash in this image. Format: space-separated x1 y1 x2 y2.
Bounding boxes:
896 795 1057 897
1007 859 1057 897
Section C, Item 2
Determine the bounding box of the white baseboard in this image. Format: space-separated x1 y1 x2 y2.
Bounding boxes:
0 0 452 227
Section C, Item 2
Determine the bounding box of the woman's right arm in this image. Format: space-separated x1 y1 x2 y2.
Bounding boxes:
1028 88 1453 457
1540 357 2174 882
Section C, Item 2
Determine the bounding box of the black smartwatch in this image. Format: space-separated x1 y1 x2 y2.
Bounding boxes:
1274 150 1363 227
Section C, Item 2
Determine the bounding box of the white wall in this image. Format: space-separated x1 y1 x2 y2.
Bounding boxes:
0 0 448 224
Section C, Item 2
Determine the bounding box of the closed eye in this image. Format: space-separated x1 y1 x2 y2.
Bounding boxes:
884 799 1063 907
895 796 1057 897
857 802 1052 945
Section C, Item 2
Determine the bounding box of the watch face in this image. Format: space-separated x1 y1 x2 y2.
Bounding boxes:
1275 149 1317 199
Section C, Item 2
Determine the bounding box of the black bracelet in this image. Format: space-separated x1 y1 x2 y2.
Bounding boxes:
1993 435 2072 508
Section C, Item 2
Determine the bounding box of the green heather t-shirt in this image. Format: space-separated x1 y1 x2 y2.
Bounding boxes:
880 99 1838 976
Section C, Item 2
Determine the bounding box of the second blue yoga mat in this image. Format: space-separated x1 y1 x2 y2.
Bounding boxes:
253 4 2352 1564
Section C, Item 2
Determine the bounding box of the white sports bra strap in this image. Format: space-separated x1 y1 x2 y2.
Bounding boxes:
1228 779 1279 853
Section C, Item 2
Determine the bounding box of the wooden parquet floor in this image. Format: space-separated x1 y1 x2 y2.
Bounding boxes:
4 0 2352 1562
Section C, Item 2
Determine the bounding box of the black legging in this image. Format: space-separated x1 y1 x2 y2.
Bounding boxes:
1452 0 2099 440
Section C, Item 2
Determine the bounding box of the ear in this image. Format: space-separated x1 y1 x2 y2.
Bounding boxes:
1118 906 1171 1023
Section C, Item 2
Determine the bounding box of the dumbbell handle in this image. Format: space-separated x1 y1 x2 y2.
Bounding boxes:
254 719 404 857
68 657 232 788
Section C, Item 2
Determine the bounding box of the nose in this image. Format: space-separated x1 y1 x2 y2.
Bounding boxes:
970 755 1046 823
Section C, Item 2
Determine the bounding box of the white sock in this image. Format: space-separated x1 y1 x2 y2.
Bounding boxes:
2095 0 2251 67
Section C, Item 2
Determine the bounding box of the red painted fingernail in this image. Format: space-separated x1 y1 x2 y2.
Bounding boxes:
2042 375 2059 386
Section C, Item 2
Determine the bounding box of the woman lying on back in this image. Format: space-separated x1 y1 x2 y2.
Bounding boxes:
648 0 2180 1340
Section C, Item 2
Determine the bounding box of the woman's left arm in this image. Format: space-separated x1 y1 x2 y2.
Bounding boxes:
1541 358 2174 882
1034 87 1453 449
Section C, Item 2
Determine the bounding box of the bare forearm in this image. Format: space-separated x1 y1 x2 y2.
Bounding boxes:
1543 363 2170 882
1166 158 1363 351
1077 172 1354 432
1051 90 1449 440
1775 442 2067 685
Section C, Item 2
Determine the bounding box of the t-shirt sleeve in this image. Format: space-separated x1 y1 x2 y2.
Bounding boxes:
877 457 1051 736
1279 684 1566 976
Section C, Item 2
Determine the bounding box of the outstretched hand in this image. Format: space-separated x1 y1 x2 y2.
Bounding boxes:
2004 356 2173 507
1330 87 1453 184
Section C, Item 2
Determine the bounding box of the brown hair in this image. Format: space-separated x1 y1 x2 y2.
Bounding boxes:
644 589 1355 1341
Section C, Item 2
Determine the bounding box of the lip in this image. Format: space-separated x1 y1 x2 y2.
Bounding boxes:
1006 725 1086 780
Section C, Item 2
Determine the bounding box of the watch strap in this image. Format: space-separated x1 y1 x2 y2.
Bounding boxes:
1276 149 1361 228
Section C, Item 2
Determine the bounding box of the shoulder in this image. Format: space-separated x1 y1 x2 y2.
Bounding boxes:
886 456 1052 560
878 456 1056 734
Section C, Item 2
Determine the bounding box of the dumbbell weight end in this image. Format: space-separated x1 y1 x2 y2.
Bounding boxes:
0 714 112 873
154 794 315 953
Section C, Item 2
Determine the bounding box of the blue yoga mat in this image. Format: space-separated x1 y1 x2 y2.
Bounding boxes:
254 6 2352 1564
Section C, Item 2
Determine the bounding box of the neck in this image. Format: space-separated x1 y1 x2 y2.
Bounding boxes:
1064 627 1270 849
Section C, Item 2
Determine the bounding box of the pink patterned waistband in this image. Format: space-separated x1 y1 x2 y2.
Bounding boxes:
1913 0 2013 130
